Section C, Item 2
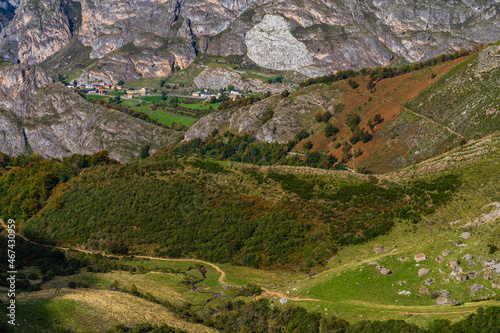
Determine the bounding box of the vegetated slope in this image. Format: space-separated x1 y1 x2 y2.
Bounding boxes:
289 132 500 321
15 150 462 272
184 49 493 173
405 43 500 140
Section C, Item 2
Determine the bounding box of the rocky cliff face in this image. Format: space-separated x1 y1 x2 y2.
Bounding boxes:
184 88 339 143
0 65 176 161
0 0 75 64
193 66 291 93
1 0 500 80
0 0 16 33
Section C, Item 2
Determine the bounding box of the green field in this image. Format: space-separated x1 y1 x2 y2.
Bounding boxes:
150 110 197 127
179 102 221 110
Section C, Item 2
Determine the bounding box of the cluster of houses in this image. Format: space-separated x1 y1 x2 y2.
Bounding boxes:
192 89 243 100
67 83 153 98
67 83 123 95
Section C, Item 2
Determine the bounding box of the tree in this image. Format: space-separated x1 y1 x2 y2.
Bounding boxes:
106 241 129 255
321 111 332 123
373 113 383 124
117 80 124 85
167 96 179 108
140 144 150 159
304 141 313 150
73 80 77 86
227 84 234 91
348 79 359 89
280 90 290 99
314 111 323 122
324 123 339 137
367 119 375 131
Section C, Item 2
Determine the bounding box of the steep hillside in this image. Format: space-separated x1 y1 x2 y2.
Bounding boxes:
0 65 177 161
1 0 500 81
185 45 500 173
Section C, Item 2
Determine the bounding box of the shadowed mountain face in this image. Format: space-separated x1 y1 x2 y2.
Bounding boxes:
0 0 499 80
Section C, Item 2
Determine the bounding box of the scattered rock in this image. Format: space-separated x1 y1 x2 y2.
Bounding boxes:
483 259 500 273
397 257 409 262
369 261 378 265
435 256 445 264
373 245 384 254
492 280 500 289
375 265 383 271
419 286 429 294
460 232 471 240
462 254 473 261
418 268 430 277
436 297 451 305
440 291 451 299
467 271 478 279
455 273 468 282
468 260 477 266
483 269 496 280
424 278 435 286
470 284 484 293
398 290 411 296
449 259 460 270
442 250 451 257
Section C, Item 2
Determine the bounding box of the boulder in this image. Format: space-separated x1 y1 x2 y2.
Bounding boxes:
462 254 473 261
483 269 496 280
435 256 445 264
424 278 435 286
440 290 451 299
373 245 384 254
467 271 478 279
397 257 409 262
418 268 430 277
419 286 429 294
460 232 471 240
470 284 484 293
449 259 460 269
442 250 450 257
492 280 500 289
436 297 451 305
380 267 392 276
455 273 468 282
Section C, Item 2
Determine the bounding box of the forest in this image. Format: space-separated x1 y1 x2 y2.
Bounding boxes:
0 152 461 271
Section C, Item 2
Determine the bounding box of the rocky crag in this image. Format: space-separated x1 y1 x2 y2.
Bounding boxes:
1 0 499 81
0 65 175 161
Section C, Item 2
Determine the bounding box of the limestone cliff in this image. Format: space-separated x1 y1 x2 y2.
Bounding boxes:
0 65 176 161
1 0 500 81
2 3 498 96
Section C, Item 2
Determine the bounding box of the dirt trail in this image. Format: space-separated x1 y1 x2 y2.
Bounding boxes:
402 311 475 315
258 288 321 302
0 219 318 302
0 218 227 284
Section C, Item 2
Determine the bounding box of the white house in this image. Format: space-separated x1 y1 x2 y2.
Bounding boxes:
414 253 427 262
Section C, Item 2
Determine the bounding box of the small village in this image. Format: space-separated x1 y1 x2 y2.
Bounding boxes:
66 82 245 100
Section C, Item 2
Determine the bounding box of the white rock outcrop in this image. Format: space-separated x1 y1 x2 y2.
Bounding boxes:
245 15 321 76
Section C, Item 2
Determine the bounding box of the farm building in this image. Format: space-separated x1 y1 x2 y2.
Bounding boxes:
414 253 427 262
